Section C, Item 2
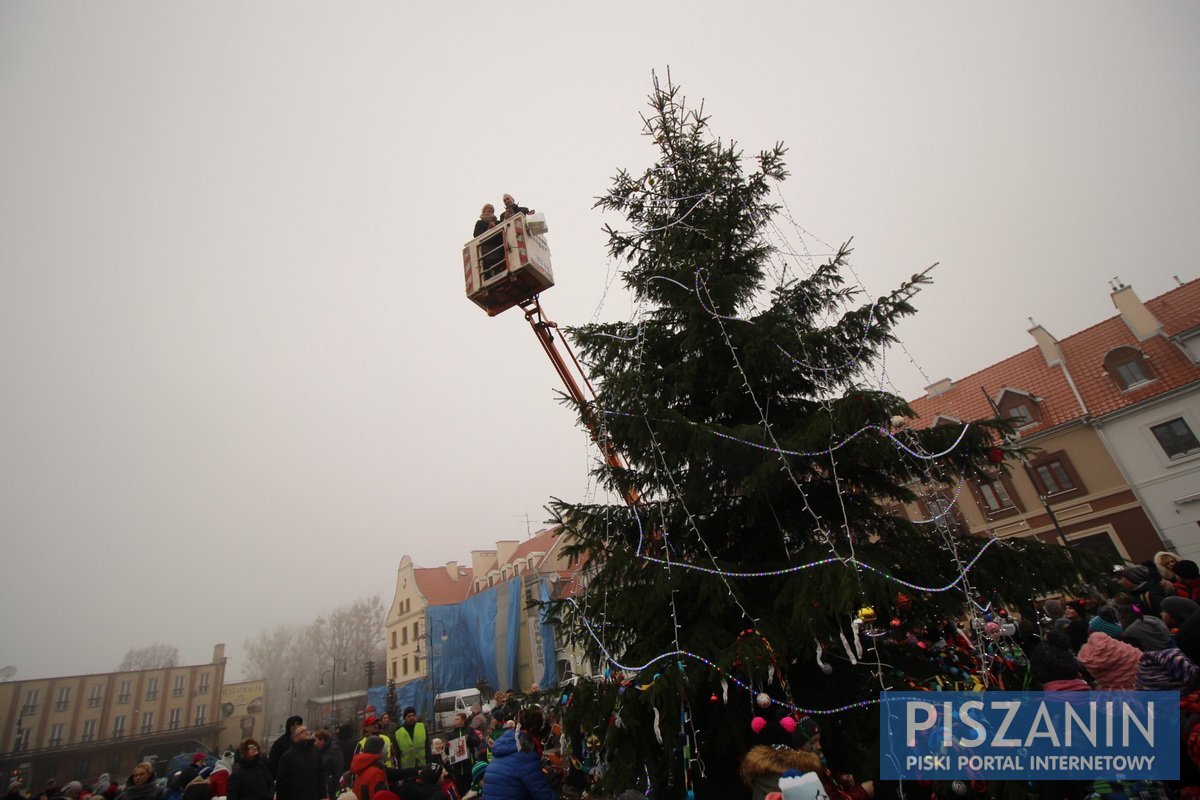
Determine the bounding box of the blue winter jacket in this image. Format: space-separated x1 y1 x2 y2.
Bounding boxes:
478 730 556 800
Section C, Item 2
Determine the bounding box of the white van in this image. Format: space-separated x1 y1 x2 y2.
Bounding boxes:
433 688 482 732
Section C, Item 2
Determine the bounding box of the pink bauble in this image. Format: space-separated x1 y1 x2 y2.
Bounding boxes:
750 717 767 734
779 716 797 734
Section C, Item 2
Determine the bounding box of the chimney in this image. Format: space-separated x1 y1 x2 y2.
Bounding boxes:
444 561 459 580
1028 323 1063 366
212 644 226 664
496 539 519 567
924 378 955 398
470 549 497 579
1112 284 1161 341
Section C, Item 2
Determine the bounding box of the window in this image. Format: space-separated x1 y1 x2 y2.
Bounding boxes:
974 474 1022 518
402 657 409 677
1028 451 1085 499
194 705 207 726
14 728 31 752
82 719 97 743
413 654 421 674
172 675 185 697
48 723 64 747
401 627 407 645
1151 418 1200 459
168 709 181 730
55 687 71 711
140 712 154 735
390 631 397 649
145 678 158 700
88 684 103 708
921 491 967 534
390 660 397 680
1104 346 1155 390
23 689 40 715
996 389 1041 427
412 621 419 640
1035 461 1074 494
117 681 131 704
112 715 126 738
198 673 210 694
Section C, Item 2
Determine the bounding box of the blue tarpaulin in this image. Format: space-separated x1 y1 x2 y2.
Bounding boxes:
538 579 558 687
372 581 537 716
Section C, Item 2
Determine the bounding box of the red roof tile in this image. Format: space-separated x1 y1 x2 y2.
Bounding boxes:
908 279 1200 427
414 564 475 606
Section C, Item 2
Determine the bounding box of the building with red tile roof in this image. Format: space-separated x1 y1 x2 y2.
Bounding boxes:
384 525 593 703
904 278 1199 564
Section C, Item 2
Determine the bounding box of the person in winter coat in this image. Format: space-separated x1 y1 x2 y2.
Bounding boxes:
739 745 822 800
1173 560 1200 600
116 764 164 800
479 725 556 800
1120 565 1166 618
1123 614 1172 651
207 761 229 799
350 736 389 800
315 729 344 799
227 740 273 800
276 725 325 800
443 713 480 795
1135 646 1200 691
1030 630 1091 691
180 770 212 800
270 717 305 779
1077 630 1142 689
499 194 533 222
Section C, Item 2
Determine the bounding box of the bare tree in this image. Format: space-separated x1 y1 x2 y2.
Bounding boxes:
243 595 387 736
117 643 180 671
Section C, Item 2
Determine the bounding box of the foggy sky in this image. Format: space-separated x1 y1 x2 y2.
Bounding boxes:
2 2 1197 681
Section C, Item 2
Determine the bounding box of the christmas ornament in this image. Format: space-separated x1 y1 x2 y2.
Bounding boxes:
988 447 1005 463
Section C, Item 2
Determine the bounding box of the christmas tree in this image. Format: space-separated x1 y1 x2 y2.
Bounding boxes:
550 74 1103 799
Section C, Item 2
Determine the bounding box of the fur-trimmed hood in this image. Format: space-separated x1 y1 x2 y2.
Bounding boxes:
740 744 821 785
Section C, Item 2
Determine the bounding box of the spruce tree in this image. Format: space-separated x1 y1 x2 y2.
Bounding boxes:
550 75 1102 799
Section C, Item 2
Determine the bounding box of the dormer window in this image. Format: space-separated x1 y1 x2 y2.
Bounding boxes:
996 389 1041 427
1103 346 1155 391
932 415 962 428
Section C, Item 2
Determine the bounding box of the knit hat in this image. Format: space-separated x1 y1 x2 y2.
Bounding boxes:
470 762 487 785
1177 560 1200 581
362 735 385 755
430 738 444 754
1078 632 1142 689
793 715 821 746
1123 616 1172 652
402 706 416 717
362 715 379 727
1089 614 1123 638
1122 565 1151 584
62 783 82 799
1043 599 1065 619
1162 596 1200 625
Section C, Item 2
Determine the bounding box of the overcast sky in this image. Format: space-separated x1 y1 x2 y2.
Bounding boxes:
2 2 1197 681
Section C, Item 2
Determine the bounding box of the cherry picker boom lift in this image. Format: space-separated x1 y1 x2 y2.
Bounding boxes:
463 212 639 507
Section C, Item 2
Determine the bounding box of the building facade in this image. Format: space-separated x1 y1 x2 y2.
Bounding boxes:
905 279 1199 562
0 645 228 786
384 526 588 705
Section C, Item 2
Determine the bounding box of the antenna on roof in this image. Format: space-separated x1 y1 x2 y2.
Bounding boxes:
1174 275 1184 287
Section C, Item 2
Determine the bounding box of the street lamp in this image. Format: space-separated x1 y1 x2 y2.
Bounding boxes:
319 659 347 728
421 617 448 725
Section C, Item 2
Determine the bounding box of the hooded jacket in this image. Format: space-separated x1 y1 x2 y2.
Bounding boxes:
476 730 555 800
349 753 387 800
1077 631 1142 689
739 745 822 800
227 754 273 800
269 717 304 778
1123 616 1172 651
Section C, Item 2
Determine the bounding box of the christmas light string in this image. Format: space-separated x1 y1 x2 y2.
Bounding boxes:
597 407 972 461
566 595 881 716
